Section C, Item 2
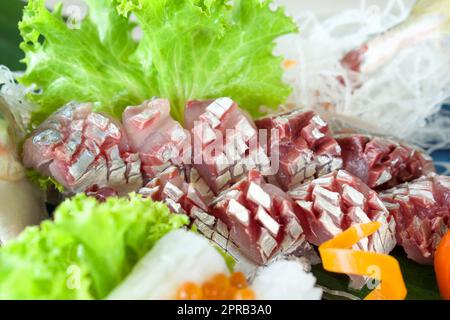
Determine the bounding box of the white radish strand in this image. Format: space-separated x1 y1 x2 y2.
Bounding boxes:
0 66 35 137
108 230 230 300
276 0 450 148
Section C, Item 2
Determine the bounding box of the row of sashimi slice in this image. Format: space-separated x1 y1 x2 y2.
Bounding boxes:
23 98 449 267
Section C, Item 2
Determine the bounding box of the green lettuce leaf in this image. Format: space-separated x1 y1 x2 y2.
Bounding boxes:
0 194 188 300
26 169 65 193
19 0 150 124
19 0 297 124
312 248 441 300
215 247 236 273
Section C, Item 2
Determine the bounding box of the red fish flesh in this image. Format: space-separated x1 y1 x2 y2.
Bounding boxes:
289 170 397 254
379 174 450 265
86 186 119 202
122 99 191 181
23 102 143 194
194 170 311 265
337 134 435 191
186 98 271 194
138 165 213 217
255 110 343 191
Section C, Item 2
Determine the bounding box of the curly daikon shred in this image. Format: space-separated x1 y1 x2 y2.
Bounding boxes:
277 0 450 146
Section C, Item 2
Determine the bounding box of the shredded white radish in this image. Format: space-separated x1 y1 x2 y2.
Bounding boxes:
276 0 450 149
0 66 34 134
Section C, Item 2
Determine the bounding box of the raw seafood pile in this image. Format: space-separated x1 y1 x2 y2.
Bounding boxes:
337 134 435 190
23 97 449 271
380 174 450 264
23 99 328 265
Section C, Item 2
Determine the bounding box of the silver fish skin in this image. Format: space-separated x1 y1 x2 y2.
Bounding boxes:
23 102 143 195
187 98 270 194
256 110 342 191
122 99 191 182
200 170 313 266
138 165 213 217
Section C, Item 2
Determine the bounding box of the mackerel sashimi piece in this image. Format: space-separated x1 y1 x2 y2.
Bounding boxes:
380 174 450 265
194 170 311 265
138 165 213 218
289 170 396 254
123 99 191 181
23 102 143 194
337 134 435 190
255 110 343 191
186 98 271 194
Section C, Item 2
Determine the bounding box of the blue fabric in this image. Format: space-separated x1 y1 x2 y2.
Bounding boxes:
431 105 450 175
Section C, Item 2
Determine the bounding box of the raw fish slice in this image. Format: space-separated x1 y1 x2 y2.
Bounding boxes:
184 100 212 131
289 170 397 254
256 110 342 191
337 134 435 190
23 102 143 194
194 170 312 265
86 186 119 202
187 98 271 194
122 99 191 181
138 165 213 218
380 174 450 264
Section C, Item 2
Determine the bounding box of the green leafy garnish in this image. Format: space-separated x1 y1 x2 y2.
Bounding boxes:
312 248 441 300
393 249 441 300
19 0 297 124
19 0 148 124
0 194 188 299
26 169 65 193
311 264 369 300
215 247 237 273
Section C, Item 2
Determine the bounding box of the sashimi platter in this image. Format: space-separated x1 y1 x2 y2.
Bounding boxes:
0 0 449 301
